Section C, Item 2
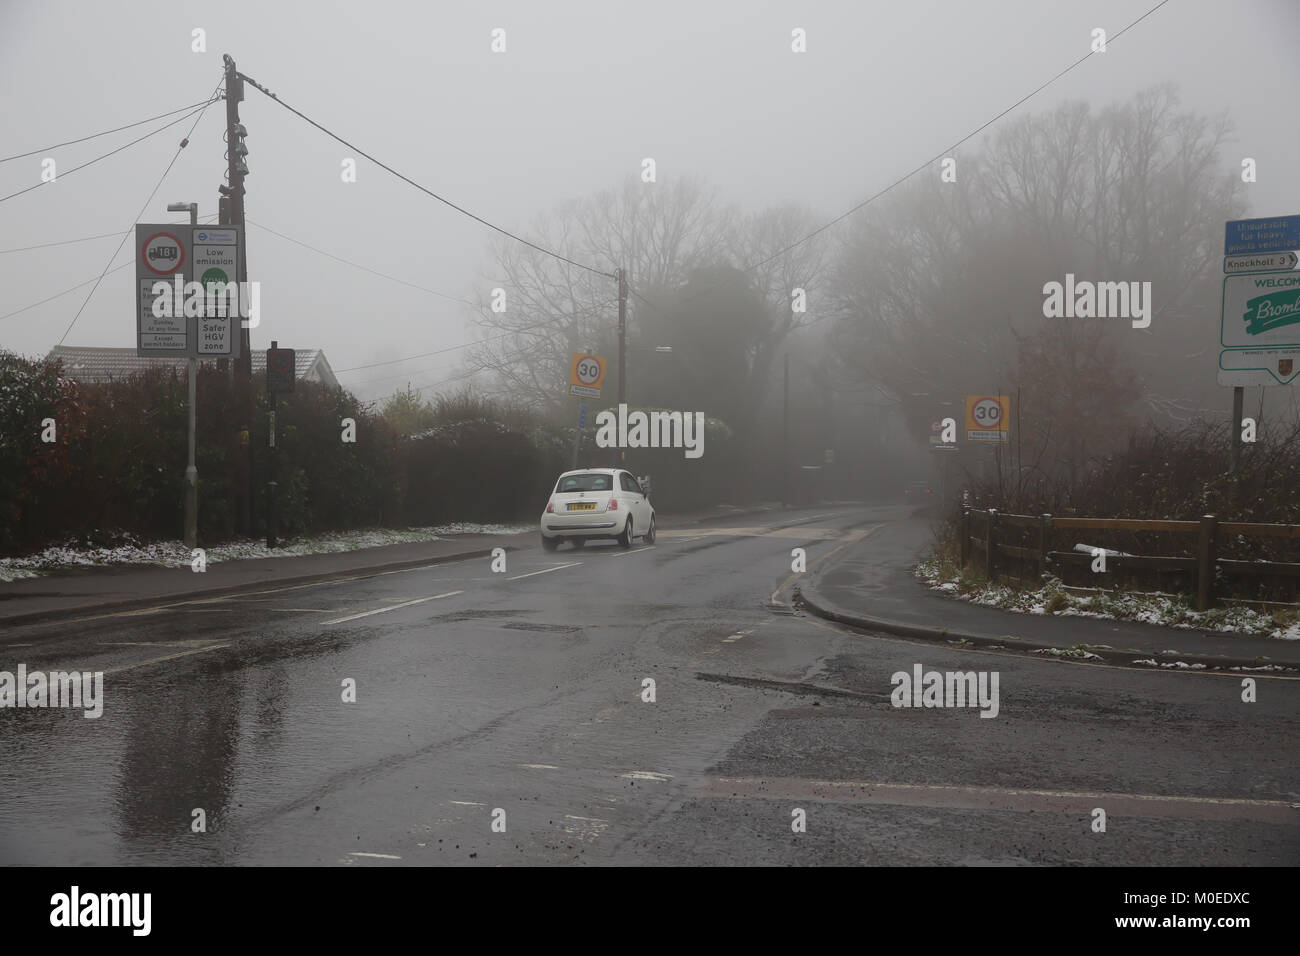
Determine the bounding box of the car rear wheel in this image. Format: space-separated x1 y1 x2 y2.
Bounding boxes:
644 516 656 544
618 518 633 548
541 534 558 552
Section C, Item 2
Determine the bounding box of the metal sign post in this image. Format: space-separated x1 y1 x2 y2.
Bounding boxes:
266 343 295 548
1219 216 1300 479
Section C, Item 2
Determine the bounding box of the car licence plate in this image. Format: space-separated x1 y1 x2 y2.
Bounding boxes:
567 502 596 511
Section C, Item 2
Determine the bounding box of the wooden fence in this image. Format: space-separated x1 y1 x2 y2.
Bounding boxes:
960 510 1300 610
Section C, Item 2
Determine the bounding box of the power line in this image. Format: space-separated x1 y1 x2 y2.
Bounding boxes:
747 0 1173 271
246 219 475 307
56 80 224 346
0 261 131 323
0 215 221 324
0 104 214 204
0 98 220 164
0 231 133 255
408 365 485 398
236 68 617 280
340 324 557 380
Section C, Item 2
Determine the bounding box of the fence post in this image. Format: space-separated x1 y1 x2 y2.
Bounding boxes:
960 508 971 567
986 509 998 583
1038 513 1051 581
1196 514 1218 611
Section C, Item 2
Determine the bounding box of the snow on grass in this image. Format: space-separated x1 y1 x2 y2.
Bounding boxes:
914 557 1300 641
0 523 531 582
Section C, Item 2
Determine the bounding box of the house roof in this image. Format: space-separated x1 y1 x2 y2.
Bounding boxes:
46 346 337 387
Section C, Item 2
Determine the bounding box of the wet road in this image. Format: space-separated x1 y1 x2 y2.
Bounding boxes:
2 504 1296 865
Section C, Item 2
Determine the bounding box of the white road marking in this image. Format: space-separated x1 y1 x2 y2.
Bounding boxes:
506 562 582 581
348 851 401 860
100 640 216 648
605 546 655 558
519 763 560 770
55 556 485 627
703 775 1300 822
722 629 752 643
562 814 610 842
770 524 882 605
322 590 463 625
101 643 230 675
620 771 673 782
449 800 486 806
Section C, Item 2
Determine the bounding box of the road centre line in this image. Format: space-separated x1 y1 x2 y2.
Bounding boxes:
507 562 582 581
323 590 463 625
101 643 231 675
701 776 1300 823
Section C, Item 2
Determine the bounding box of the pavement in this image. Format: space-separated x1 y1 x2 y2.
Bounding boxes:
0 502 786 628
795 509 1300 671
2 502 1296 866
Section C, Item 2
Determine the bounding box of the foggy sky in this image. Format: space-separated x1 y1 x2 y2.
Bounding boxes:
2 0 1297 402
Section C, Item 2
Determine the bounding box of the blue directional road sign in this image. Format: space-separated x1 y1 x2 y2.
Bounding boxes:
1225 215 1300 256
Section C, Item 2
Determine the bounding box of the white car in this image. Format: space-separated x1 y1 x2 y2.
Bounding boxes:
540 468 656 550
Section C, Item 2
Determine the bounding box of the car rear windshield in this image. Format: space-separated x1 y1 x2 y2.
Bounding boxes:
556 473 614 493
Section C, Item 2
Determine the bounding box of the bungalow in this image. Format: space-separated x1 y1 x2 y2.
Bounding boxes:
45 346 339 388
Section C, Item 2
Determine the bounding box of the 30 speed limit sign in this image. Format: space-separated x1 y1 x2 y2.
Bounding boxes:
965 395 1010 443
569 352 607 398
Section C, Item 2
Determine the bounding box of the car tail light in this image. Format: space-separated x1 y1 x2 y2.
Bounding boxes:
609 497 618 510
546 500 554 513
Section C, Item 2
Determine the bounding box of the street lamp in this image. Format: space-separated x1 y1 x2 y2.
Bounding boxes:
167 202 199 549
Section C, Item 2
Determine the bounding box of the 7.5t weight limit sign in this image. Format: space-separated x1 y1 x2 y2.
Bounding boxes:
965 395 1010 443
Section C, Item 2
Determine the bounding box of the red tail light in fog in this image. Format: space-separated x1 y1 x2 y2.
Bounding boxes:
546 501 554 513
609 497 618 510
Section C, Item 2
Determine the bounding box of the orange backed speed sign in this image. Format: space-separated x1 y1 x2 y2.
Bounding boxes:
569 353 606 397
965 395 1010 443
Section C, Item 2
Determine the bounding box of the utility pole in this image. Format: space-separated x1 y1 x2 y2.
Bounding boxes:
782 353 789 508
1229 385 1244 477
267 341 279 548
617 267 627 465
571 402 585 470
222 54 253 536
169 201 200 548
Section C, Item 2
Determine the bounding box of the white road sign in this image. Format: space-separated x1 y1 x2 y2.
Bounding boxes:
1223 251 1298 275
135 223 243 358
1218 270 1300 386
